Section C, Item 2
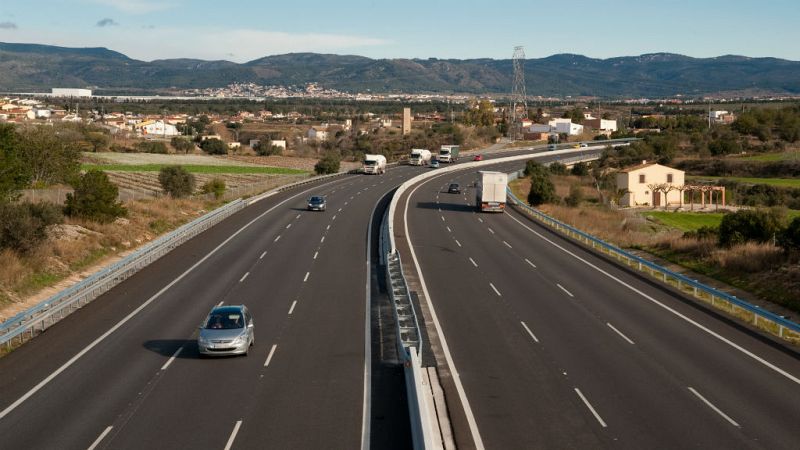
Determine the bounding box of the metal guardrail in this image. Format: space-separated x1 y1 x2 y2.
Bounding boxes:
0 199 247 349
1 169 355 350
505 187 800 345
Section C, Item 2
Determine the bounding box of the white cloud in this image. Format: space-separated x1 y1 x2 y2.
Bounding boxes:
0 26 388 62
83 0 178 14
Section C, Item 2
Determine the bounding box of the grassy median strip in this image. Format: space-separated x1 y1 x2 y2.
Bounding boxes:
81 164 307 175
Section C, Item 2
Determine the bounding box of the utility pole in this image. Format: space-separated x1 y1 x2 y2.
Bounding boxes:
511 46 528 139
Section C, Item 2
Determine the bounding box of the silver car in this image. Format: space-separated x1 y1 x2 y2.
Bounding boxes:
198 305 254 356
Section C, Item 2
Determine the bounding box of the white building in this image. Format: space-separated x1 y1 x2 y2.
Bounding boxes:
616 161 685 207
51 88 92 97
528 123 551 133
548 118 584 135
269 139 287 150
308 126 329 141
136 120 180 137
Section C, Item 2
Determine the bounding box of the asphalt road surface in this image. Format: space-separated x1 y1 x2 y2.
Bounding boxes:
0 166 424 449
400 159 800 449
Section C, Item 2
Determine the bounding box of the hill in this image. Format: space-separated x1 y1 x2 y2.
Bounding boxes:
1 43 799 97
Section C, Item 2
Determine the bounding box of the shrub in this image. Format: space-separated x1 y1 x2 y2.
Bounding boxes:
549 162 567 175
524 159 544 176
64 170 127 223
779 217 800 253
136 141 168 154
683 225 718 240
571 161 589 176
718 209 784 247
200 138 227 155
202 178 226 199
0 201 63 253
564 184 584 207
171 137 195 154
255 142 282 156
158 166 196 198
314 153 340 175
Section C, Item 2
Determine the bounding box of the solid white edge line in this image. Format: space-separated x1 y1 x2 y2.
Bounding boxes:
520 321 540 343
489 283 502 297
87 426 113 450
264 344 277 367
688 387 740 427
361 192 381 450
223 420 243 450
403 175 485 450
239 272 249 283
504 211 800 386
0 175 355 421
606 323 635 345
525 258 537 268
288 300 297 315
575 388 607 428
556 283 574 298
303 272 310 282
469 257 478 267
160 346 184 371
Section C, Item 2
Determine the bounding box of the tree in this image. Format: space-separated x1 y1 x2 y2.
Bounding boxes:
201 178 226 199
463 100 495 127
17 125 81 186
200 138 227 155
136 141 168 154
85 131 111 152
314 153 340 175
171 137 195 154
64 170 127 223
0 124 30 201
159 166 196 197
549 162 567 175
527 163 556 206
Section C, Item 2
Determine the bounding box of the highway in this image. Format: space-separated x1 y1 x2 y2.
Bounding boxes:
397 158 800 449
0 165 422 449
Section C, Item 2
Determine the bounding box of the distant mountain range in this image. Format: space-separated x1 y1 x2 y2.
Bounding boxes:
2 42 800 98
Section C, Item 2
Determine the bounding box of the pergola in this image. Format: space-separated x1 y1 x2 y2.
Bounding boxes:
646 183 726 209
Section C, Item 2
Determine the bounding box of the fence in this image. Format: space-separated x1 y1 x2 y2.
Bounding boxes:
505 187 800 345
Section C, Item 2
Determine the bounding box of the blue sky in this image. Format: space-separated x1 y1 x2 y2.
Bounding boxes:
0 0 798 62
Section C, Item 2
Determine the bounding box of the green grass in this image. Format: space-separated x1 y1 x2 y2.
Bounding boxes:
738 152 800 162
686 175 800 188
81 164 307 175
643 211 724 231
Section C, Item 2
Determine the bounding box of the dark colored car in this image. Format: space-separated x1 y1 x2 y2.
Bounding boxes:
473 154 484 161
448 183 461 194
307 195 326 211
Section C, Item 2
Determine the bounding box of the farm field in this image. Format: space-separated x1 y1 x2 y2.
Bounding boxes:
643 211 724 231
82 164 306 175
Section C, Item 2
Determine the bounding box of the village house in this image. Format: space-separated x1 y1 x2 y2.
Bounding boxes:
307 126 329 141
134 120 180 137
615 161 685 208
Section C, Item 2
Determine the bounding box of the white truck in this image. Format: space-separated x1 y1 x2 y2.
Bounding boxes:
476 171 508 212
408 148 432 166
363 154 387 174
438 145 460 163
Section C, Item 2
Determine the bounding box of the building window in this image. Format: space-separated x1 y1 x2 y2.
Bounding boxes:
667 173 673 183
639 174 646 183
